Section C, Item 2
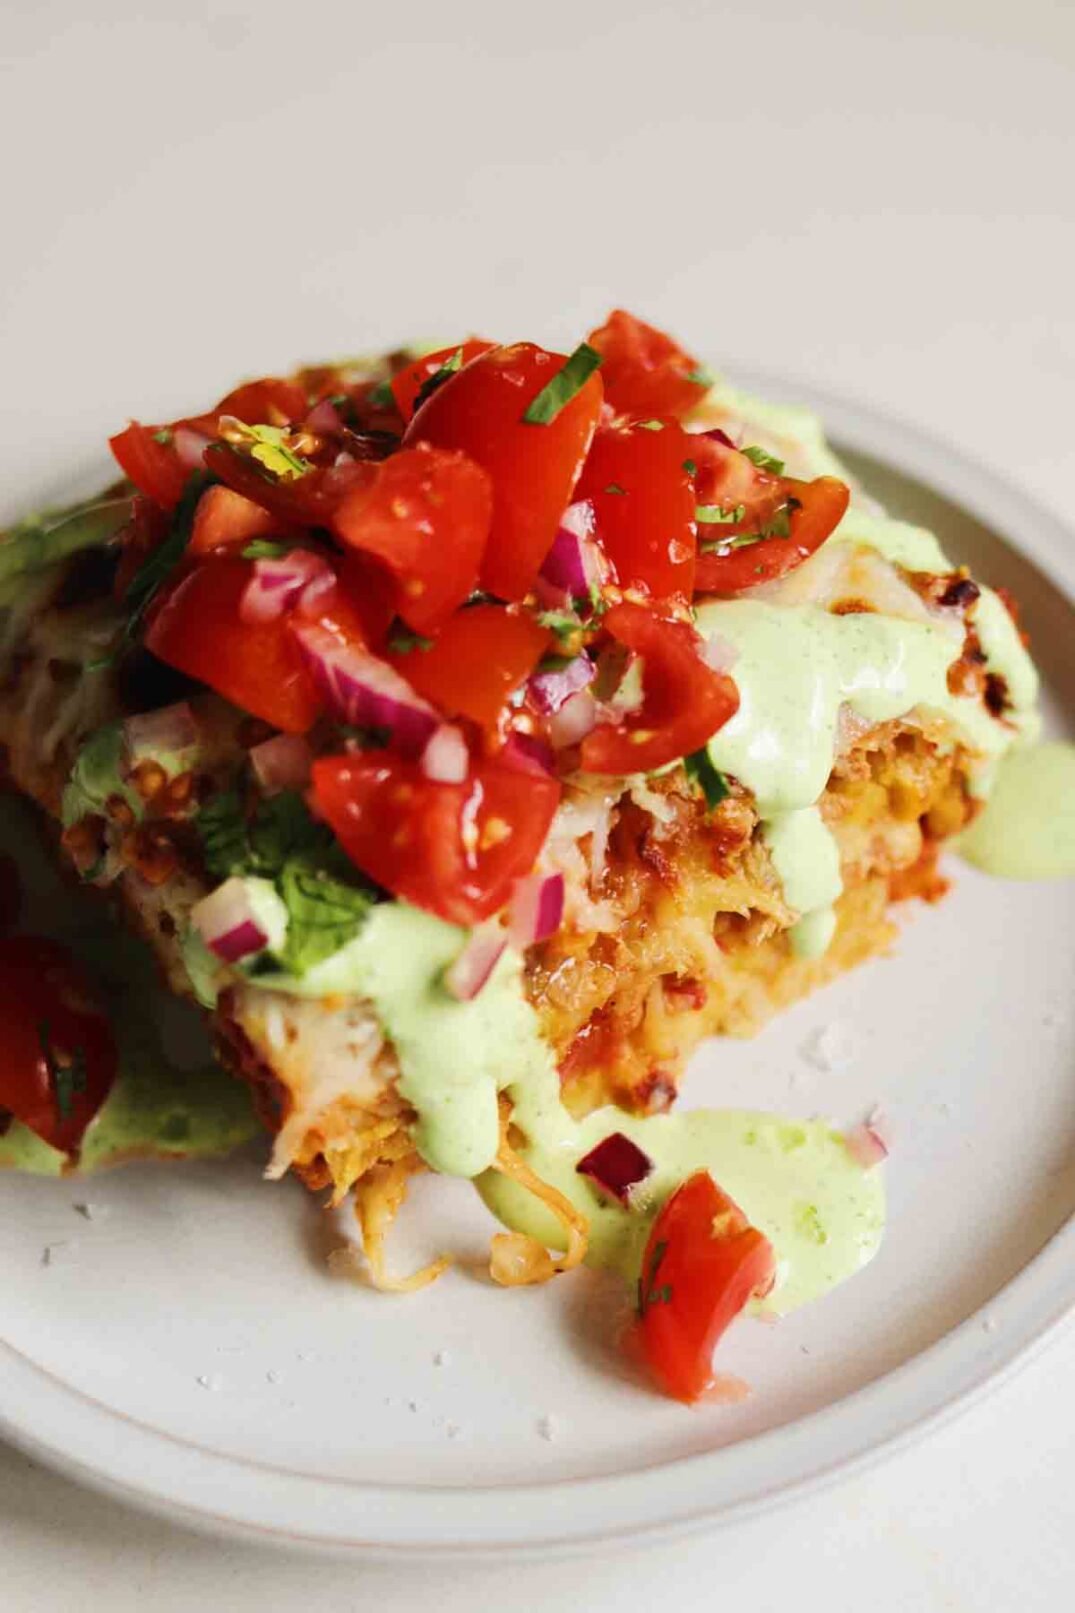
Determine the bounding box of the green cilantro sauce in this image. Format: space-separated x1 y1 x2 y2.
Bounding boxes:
696 514 1041 954
958 741 1075 879
255 916 884 1312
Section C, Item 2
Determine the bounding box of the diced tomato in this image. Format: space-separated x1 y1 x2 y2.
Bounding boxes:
575 421 697 599
332 552 398 650
587 310 710 421
579 603 738 774
404 342 603 601
389 341 496 423
387 603 550 729
694 474 850 596
188 485 289 556
203 442 375 528
310 752 560 925
690 432 784 527
109 422 190 510
146 557 323 732
114 494 172 599
0 937 117 1156
638 1171 775 1403
209 376 308 427
332 444 493 635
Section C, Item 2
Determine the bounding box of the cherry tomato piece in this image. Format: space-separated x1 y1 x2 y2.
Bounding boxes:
0 937 117 1156
109 423 190 510
638 1171 775 1403
146 557 323 732
694 475 849 595
587 310 710 421
575 421 697 599
332 445 493 636
389 341 497 422
579 603 738 774
310 752 560 926
388 604 550 729
188 485 289 556
405 342 603 601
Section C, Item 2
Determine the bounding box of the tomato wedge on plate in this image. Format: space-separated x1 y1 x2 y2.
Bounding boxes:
388 603 551 730
389 340 496 422
310 753 561 925
109 423 190 510
693 474 850 595
405 342 603 601
575 420 696 600
579 603 738 774
146 557 323 733
587 309 710 421
638 1171 775 1403
332 444 493 636
0 937 117 1157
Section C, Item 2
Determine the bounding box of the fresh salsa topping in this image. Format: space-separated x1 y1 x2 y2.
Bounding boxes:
102 310 850 934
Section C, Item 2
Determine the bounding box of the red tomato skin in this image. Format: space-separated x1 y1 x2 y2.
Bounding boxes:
694 475 850 596
203 442 376 528
0 937 117 1156
188 485 286 556
579 603 739 774
388 604 551 730
389 341 496 422
639 1171 776 1403
109 423 189 510
587 310 709 421
332 445 493 636
575 422 697 599
310 754 560 925
404 343 604 601
210 376 308 427
146 558 323 733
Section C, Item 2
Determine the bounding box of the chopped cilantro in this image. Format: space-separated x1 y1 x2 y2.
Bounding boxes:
756 496 801 539
241 539 292 561
741 444 785 475
411 347 464 414
232 423 310 481
121 470 209 648
367 378 395 409
152 428 173 446
386 623 434 654
685 365 715 387
604 482 627 496
522 343 602 425
195 790 378 975
635 419 664 431
637 1238 673 1315
695 503 746 525
37 1022 88 1121
682 457 698 477
536 609 582 644
684 748 730 810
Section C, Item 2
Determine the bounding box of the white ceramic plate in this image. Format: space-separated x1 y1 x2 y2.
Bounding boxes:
1 383 1073 1559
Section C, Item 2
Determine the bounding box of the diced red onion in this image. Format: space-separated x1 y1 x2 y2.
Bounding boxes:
420 723 469 783
536 501 605 604
500 730 556 776
576 1132 653 1203
249 732 312 794
240 550 334 625
845 1111 889 1170
173 426 214 470
443 925 507 1001
304 397 345 435
191 877 269 963
528 654 596 716
700 632 739 673
122 701 199 763
292 623 439 755
508 873 564 948
548 687 600 748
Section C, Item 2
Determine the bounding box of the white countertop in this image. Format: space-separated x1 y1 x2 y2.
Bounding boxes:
3 0 1073 1603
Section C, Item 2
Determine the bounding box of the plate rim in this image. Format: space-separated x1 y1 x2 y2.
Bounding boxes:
2 377 1074 1558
